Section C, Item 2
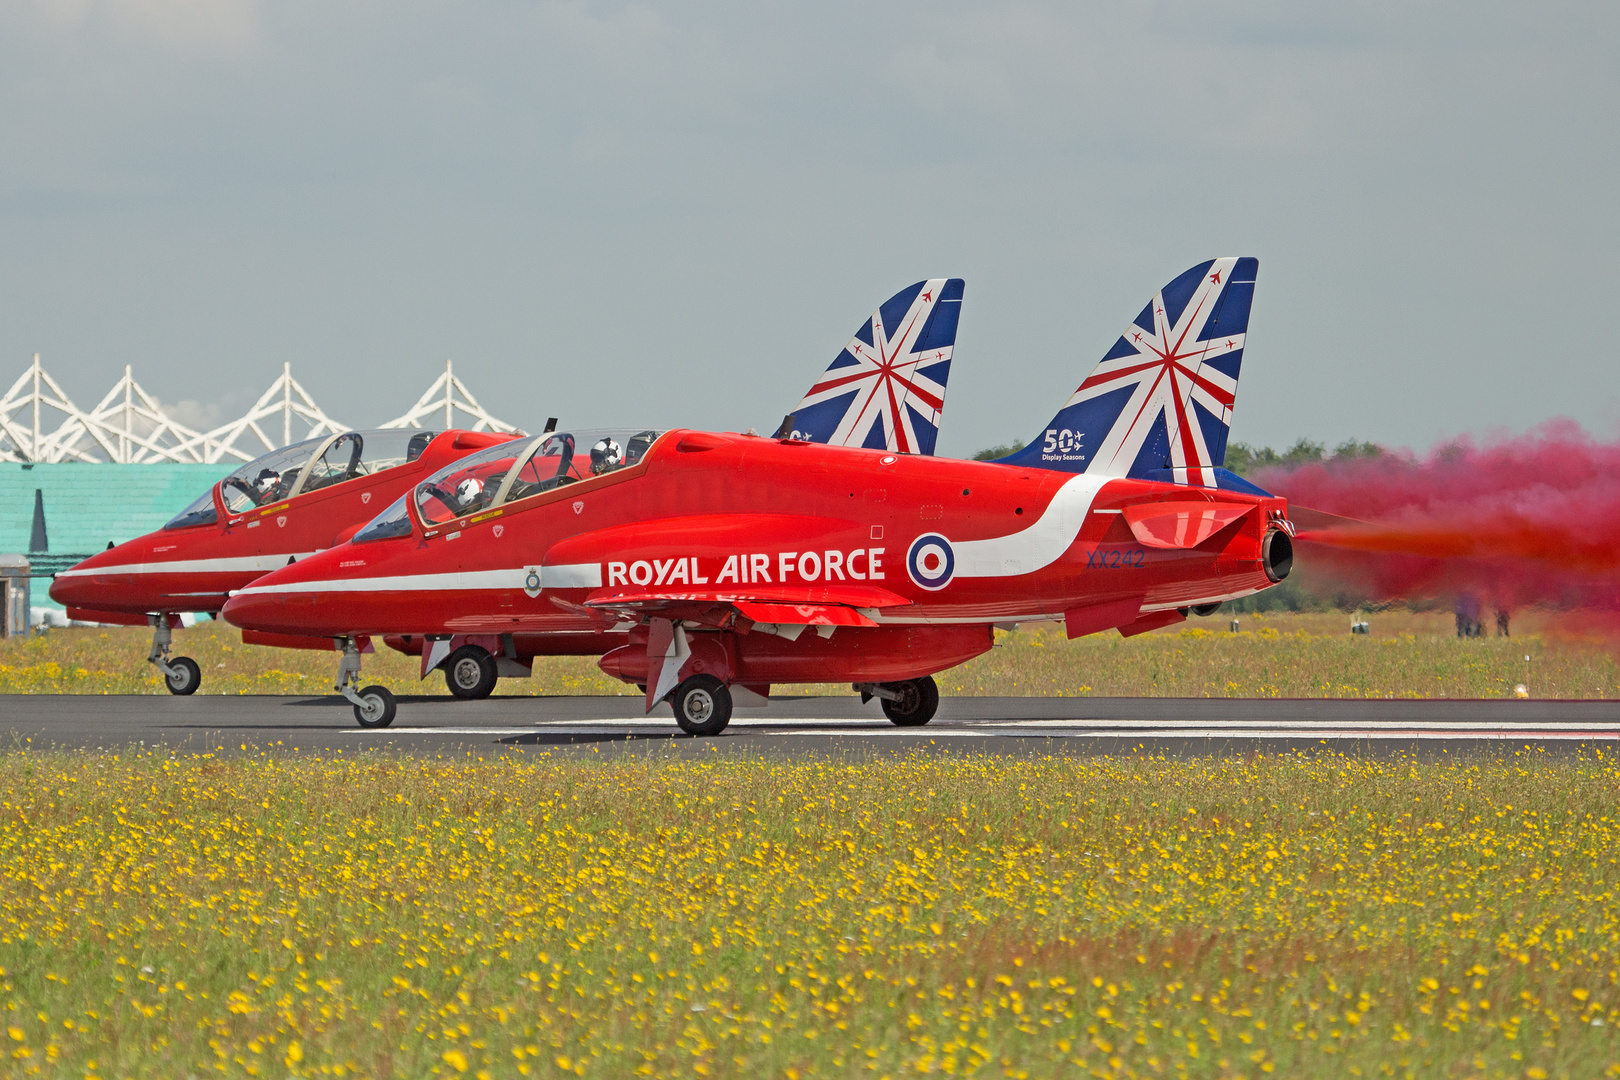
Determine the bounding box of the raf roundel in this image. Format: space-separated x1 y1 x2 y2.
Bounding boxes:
907 533 955 591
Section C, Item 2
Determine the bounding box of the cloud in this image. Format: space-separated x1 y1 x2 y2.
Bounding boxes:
16 0 259 56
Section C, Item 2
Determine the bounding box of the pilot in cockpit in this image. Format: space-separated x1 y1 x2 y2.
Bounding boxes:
453 476 485 514
590 438 622 476
254 468 287 503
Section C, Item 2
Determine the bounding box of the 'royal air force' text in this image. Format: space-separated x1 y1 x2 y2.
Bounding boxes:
606 550 885 588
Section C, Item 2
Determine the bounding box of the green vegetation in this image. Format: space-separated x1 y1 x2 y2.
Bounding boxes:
1224 437 1383 477
1 752 1616 1078
971 440 1024 461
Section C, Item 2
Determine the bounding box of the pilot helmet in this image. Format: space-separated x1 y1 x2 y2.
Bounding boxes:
254 468 280 493
590 437 622 474
455 477 484 505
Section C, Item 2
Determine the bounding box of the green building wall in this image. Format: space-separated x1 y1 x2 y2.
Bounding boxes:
2 462 232 608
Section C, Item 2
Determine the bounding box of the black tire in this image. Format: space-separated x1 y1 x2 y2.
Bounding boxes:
164 656 202 696
353 684 397 728
1192 602 1222 617
672 675 731 736
881 676 939 727
444 645 498 700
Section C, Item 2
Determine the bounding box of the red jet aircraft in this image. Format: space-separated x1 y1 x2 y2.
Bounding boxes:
50 280 963 699
379 277 967 699
222 258 1291 732
49 427 519 693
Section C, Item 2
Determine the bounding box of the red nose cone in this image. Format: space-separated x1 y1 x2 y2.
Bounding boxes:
46 558 100 609
220 546 351 637
47 540 233 615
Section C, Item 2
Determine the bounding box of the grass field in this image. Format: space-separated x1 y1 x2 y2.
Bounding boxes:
3 610 1616 699
0 751 1615 1079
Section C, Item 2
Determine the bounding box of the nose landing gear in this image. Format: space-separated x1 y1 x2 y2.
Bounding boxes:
148 615 201 696
335 636 396 728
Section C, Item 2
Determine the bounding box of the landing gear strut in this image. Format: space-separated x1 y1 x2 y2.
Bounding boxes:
148 615 201 696
857 676 940 727
335 636 395 728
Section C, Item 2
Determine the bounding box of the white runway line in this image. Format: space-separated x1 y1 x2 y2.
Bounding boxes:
757 728 1620 740
974 718 1620 732
348 723 1620 741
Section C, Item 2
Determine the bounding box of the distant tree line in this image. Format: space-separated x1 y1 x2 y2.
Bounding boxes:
972 440 1025 461
968 436 1383 472
1224 437 1382 477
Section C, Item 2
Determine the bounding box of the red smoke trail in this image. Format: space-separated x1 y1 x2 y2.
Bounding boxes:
1254 420 1620 614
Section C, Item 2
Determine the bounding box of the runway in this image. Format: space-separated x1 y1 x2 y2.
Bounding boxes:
2 694 1617 758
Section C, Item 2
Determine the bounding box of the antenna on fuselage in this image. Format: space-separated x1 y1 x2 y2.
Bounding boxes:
543 418 557 434
775 413 795 440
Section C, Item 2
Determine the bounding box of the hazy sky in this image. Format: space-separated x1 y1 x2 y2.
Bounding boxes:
1 1 1616 458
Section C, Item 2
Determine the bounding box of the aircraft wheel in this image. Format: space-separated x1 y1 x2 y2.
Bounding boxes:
1192 602 1222 617
353 685 397 728
672 675 731 737
164 656 202 696
444 646 497 700
881 676 939 727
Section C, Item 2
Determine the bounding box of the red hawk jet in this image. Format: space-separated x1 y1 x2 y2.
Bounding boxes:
221 258 1292 732
383 277 967 699
49 428 520 693
50 280 966 698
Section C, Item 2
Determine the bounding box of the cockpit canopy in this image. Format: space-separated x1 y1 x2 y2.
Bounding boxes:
212 429 443 517
407 428 663 530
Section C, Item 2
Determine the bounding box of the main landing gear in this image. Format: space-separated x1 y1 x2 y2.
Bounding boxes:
335 636 396 728
856 676 940 727
671 675 732 737
148 615 201 696
444 645 498 700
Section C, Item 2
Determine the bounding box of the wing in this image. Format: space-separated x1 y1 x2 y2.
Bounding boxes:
584 583 911 629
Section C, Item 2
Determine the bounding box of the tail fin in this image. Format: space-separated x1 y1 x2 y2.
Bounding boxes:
998 258 1258 488
784 278 964 456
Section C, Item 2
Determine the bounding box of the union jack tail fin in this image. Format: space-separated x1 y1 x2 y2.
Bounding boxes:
996 258 1259 490
784 278 964 456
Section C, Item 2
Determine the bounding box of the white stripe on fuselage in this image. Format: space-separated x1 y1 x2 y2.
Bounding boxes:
54 553 324 578
232 562 604 596
954 473 1112 578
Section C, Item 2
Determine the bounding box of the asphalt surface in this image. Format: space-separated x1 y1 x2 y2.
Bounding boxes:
2 693 1618 759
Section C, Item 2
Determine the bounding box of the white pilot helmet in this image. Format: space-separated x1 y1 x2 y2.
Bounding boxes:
590 437 623 473
455 476 484 504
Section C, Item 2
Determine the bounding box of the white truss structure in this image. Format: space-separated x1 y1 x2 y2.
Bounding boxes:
384 359 523 433
0 356 522 464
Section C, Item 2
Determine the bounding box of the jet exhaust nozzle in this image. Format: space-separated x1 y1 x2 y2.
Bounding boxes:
1262 528 1294 583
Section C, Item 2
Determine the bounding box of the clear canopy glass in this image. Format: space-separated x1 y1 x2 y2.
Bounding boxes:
219 437 326 514
298 429 442 496
218 429 443 514
411 428 664 528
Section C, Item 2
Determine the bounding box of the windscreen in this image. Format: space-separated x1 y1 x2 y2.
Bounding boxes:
352 495 413 543
163 489 219 530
